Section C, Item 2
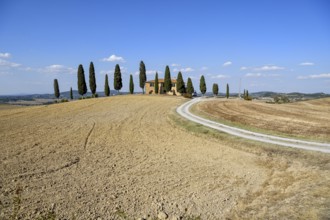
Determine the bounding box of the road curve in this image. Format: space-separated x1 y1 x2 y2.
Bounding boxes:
176 97 330 153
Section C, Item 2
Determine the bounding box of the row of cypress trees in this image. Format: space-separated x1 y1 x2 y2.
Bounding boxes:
54 60 232 99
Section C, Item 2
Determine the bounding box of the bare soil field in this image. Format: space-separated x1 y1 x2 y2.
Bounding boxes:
0 95 329 219
193 98 330 142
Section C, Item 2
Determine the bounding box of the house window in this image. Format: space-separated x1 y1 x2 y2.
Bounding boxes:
150 83 154 87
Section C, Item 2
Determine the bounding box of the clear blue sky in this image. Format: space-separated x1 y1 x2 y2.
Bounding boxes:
0 0 329 95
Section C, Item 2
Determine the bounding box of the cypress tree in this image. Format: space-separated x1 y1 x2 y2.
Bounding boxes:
164 65 172 92
226 83 229 99
104 74 110 96
176 71 185 94
54 79 60 99
246 90 249 98
89 62 97 97
129 74 134 94
243 89 246 99
77 64 87 97
212 83 219 96
70 87 73 100
199 75 206 95
154 72 159 94
186 77 194 95
113 64 122 94
139 61 147 94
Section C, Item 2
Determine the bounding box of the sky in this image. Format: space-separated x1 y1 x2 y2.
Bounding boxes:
0 0 329 95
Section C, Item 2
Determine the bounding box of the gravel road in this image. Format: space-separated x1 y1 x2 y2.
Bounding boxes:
177 97 330 153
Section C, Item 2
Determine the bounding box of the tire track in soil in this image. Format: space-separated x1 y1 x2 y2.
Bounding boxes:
83 121 96 150
13 157 80 180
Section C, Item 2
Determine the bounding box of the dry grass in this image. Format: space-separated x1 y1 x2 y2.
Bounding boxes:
193 98 330 142
0 95 329 219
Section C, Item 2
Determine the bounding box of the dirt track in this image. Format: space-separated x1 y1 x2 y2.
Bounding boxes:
195 98 330 142
1 95 329 219
177 98 330 153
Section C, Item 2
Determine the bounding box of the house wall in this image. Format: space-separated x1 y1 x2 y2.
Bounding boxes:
145 82 180 95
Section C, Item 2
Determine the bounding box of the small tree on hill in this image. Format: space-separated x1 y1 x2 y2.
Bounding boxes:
176 71 185 94
212 83 219 96
154 72 159 94
139 61 146 94
129 74 134 94
89 62 97 97
54 79 60 99
104 74 110 96
77 64 87 97
114 64 122 94
226 83 229 99
70 87 73 100
200 75 206 95
164 65 172 93
186 77 194 95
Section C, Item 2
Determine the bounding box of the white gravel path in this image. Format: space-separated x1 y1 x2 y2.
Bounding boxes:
177 97 330 153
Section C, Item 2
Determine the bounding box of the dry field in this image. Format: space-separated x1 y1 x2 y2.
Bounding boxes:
0 95 329 219
193 98 330 142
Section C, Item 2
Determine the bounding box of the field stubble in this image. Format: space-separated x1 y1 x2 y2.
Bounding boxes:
0 95 329 219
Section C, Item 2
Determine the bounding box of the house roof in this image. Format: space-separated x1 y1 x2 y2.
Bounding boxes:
146 78 177 83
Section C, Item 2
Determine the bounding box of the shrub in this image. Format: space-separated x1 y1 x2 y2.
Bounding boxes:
183 93 193 99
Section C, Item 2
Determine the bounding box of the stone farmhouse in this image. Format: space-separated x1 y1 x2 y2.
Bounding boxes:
145 78 181 95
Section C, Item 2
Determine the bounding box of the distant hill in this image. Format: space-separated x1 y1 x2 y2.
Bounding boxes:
1 90 329 105
0 90 125 104
251 91 330 99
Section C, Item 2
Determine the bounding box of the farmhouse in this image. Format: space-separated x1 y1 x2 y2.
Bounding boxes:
145 78 181 95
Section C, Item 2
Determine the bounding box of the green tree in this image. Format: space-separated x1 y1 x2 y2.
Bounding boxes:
176 71 186 94
199 75 206 95
104 74 110 96
164 65 172 93
186 77 194 95
226 83 229 99
212 83 219 96
139 61 147 94
77 64 87 97
129 74 134 94
246 90 249 98
70 87 73 100
53 79 60 99
89 61 97 97
113 64 122 94
243 89 246 99
154 72 159 94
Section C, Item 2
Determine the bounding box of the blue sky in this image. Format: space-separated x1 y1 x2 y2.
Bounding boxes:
0 0 329 95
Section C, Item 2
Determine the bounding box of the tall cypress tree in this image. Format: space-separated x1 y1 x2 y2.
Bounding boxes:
176 71 185 94
113 64 122 94
226 83 229 99
139 61 146 94
154 72 159 94
129 74 134 94
164 65 172 92
104 74 110 96
186 77 194 95
89 62 97 97
70 87 73 100
77 64 87 97
54 79 60 99
199 75 206 95
212 83 219 96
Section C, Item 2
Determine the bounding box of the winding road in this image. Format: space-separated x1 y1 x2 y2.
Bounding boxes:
177 97 330 153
